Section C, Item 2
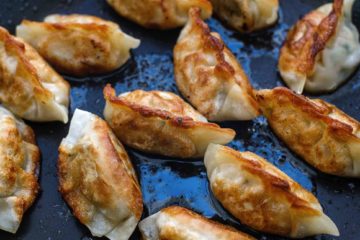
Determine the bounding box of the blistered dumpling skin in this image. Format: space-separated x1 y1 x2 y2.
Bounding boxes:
16 14 140 77
174 8 260 121
0 27 69 123
204 144 339 238
103 85 235 158
279 0 360 93
139 206 255 240
58 109 143 240
256 87 360 177
0 106 40 233
106 0 212 30
211 0 279 32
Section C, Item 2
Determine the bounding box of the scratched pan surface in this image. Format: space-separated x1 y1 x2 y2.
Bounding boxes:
0 0 360 239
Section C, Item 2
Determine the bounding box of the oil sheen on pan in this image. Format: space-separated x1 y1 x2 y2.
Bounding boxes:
0 0 359 239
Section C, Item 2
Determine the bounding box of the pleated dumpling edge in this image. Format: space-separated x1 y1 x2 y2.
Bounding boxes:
279 0 360 93
174 8 260 121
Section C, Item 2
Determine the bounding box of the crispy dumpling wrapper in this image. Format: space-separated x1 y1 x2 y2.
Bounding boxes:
139 206 255 240
103 84 235 158
0 27 69 123
256 87 360 177
174 8 260 121
279 0 360 93
106 0 212 30
204 144 339 238
211 0 279 32
58 109 143 240
16 14 140 77
0 105 40 233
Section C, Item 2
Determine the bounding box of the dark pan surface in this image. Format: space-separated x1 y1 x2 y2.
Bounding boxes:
0 0 360 239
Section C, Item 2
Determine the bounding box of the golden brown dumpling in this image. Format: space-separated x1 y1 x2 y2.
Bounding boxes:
211 0 279 32
0 27 70 123
139 206 255 240
174 8 260 121
0 105 40 233
58 109 143 240
106 0 212 29
204 144 339 238
16 14 140 77
279 0 360 93
256 87 360 177
103 84 235 158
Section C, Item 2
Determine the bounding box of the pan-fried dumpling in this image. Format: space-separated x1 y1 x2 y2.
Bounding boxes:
256 87 360 177
279 0 360 93
139 206 255 240
0 27 69 123
16 14 140 77
103 84 235 158
204 144 339 238
211 0 279 32
174 8 260 121
58 109 143 240
0 105 40 233
106 0 212 30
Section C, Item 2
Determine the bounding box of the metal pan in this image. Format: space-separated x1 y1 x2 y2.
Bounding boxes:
0 0 359 239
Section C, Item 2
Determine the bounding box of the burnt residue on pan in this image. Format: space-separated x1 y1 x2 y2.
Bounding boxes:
0 0 359 239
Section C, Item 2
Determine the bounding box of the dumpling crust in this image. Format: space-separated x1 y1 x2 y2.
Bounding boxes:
16 14 140 77
139 206 255 240
106 0 212 29
58 109 143 240
204 144 339 238
103 84 235 158
0 106 40 233
0 27 70 123
256 87 360 177
174 8 260 121
211 0 279 32
279 0 360 93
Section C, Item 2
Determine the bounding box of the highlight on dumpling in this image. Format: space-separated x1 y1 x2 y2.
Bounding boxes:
279 0 360 93
0 105 40 233
0 27 70 123
58 109 143 240
256 87 360 177
204 143 340 238
106 0 212 30
103 84 235 158
174 8 260 121
139 206 255 240
211 0 279 32
16 14 140 77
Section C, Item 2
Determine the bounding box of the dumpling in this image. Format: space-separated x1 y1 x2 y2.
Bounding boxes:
204 143 339 238
0 27 70 123
0 105 40 233
256 87 360 177
139 206 255 240
58 109 143 240
16 14 140 77
211 0 279 32
279 0 360 93
103 84 235 158
106 0 212 30
174 8 260 121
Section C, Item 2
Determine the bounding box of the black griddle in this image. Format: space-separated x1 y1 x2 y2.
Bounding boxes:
0 0 359 239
